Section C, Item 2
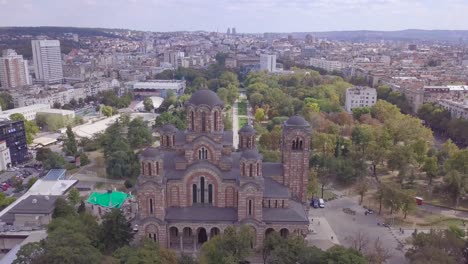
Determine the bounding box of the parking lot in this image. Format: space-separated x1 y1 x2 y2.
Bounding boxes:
307 196 414 264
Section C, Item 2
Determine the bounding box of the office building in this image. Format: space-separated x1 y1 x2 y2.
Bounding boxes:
0 49 31 88
0 141 11 170
0 120 28 165
31 40 63 84
132 80 186 99
260 54 277 72
345 86 377 112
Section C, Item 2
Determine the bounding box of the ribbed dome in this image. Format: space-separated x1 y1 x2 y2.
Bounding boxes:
186 89 224 107
285 116 309 127
140 147 160 158
160 124 178 133
239 124 255 134
241 149 262 160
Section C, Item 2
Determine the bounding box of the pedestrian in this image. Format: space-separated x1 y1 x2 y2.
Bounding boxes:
318 220 320 226
331 236 333 240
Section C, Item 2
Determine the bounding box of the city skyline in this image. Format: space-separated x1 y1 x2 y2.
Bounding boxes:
1 0 468 33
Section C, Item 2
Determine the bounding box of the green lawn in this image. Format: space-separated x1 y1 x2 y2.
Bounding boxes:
239 117 248 128
238 101 247 116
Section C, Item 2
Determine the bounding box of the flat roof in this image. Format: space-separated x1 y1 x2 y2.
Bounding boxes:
42 169 67 181
86 191 133 209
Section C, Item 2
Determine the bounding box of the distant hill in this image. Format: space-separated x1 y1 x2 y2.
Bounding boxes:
289 29 468 42
0 26 120 38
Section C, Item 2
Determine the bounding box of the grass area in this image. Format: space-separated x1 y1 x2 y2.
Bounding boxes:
238 101 247 116
314 186 337 201
239 117 248 128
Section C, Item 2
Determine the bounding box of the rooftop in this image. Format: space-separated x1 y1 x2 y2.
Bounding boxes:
86 191 133 209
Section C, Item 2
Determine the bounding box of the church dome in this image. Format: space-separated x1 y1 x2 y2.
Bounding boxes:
186 89 224 107
284 116 309 127
241 149 262 160
160 124 178 133
239 124 255 134
140 147 161 159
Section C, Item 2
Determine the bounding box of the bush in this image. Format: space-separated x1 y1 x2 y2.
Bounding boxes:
124 180 133 189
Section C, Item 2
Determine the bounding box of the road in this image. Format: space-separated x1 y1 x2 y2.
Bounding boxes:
308 196 422 264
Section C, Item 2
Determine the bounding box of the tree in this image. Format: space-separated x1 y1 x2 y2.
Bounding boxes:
26 177 37 189
127 117 153 148
352 107 371 120
0 192 16 210
101 105 114 117
13 241 45 264
64 125 78 156
67 188 81 206
99 208 134 253
9 113 39 144
423 156 438 185
366 237 391 264
351 125 374 155
444 170 467 207
199 226 253 264
355 178 369 205
325 246 366 264
79 152 90 166
143 97 154 112
106 150 140 179
345 231 370 253
53 198 76 218
262 231 283 263
36 148 52 162
401 190 417 219
114 239 178 264
42 152 66 170
255 108 265 123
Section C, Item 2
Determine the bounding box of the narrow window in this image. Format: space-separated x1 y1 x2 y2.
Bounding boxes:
156 162 159 175
268 200 271 208
172 135 175 146
249 164 253 177
275 200 278 208
204 148 208 159
208 184 213 204
242 163 245 176
202 112 206 132
192 184 197 203
200 177 205 204
282 200 285 208
299 140 303 150
214 111 218 131
166 135 170 147
198 149 202 159
191 111 194 130
149 198 154 214
248 200 252 216
256 163 259 176
147 163 152 176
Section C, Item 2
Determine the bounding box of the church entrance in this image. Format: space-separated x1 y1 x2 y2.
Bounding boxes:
198 228 208 244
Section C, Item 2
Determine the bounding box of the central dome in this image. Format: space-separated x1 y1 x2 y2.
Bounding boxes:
186 89 224 107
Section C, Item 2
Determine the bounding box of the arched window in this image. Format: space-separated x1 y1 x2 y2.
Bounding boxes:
208 184 213 204
299 140 303 150
275 200 278 208
192 184 197 204
166 135 170 147
282 200 285 208
198 147 208 160
202 112 206 132
248 199 253 216
242 163 245 176
147 163 152 176
249 164 253 177
200 177 205 204
214 111 218 131
156 162 159 175
173 135 176 146
256 163 259 176
149 198 154 214
268 200 271 208
191 111 194 130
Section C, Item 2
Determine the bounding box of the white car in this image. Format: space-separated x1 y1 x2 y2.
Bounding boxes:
319 198 325 208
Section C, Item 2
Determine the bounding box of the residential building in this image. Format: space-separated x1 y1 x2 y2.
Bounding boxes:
0 49 30 88
438 99 468 119
31 40 63 84
0 141 11 170
0 120 28 165
260 54 277 72
345 86 377 112
86 190 136 220
308 58 344 72
132 80 186 99
136 89 311 250
0 104 51 121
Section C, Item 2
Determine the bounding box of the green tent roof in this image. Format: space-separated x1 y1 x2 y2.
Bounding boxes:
86 191 133 209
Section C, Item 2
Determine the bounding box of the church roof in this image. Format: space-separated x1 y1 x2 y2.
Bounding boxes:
186 89 224 107
264 177 289 198
159 124 178 133
239 124 255 134
262 163 283 177
241 149 262 160
166 206 237 223
263 200 309 224
140 147 161 159
284 116 310 127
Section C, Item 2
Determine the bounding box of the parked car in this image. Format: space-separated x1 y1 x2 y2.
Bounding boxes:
365 209 374 215
310 198 319 208
318 198 325 208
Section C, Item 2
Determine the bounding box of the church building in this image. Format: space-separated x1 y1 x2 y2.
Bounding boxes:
136 89 311 251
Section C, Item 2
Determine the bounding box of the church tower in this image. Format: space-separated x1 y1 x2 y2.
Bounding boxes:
281 116 312 203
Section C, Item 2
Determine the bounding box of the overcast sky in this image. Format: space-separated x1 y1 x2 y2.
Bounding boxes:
1 0 468 33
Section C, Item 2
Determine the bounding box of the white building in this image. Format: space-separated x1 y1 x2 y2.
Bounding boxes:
132 80 186 98
0 49 31 88
31 40 63 84
0 104 51 121
0 141 11 170
260 54 277 72
438 99 468 120
309 58 344 72
345 86 377 112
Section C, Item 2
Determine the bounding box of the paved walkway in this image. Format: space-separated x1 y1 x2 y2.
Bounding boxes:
306 215 341 250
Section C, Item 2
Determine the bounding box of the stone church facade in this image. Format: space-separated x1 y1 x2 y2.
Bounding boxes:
136 89 311 252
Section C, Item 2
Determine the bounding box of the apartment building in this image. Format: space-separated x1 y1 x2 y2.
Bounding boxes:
345 86 377 112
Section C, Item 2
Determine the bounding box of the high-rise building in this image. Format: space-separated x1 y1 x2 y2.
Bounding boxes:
232 27 236 35
32 40 63 84
0 49 31 88
260 54 277 72
0 120 28 166
227 28 231 35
